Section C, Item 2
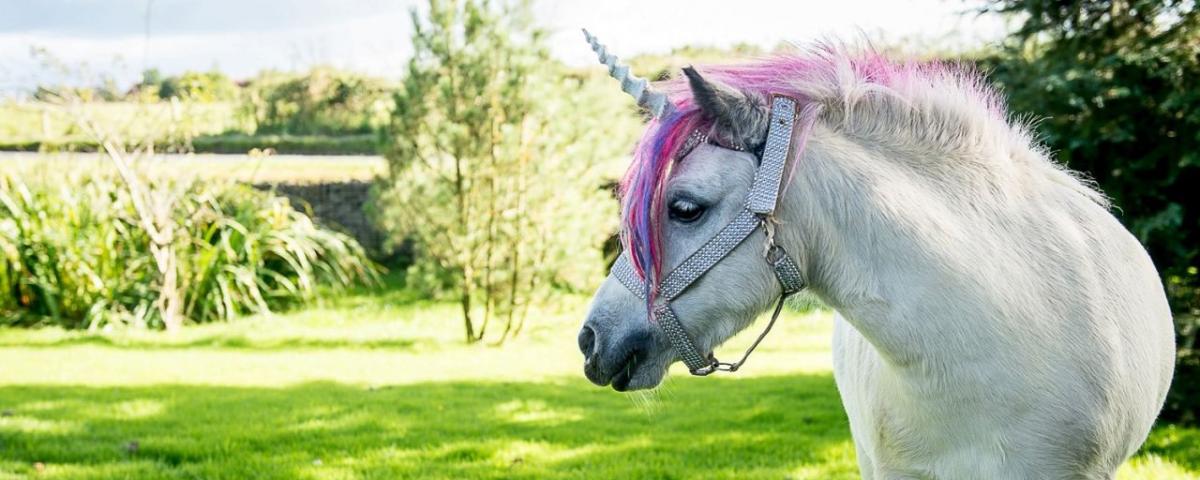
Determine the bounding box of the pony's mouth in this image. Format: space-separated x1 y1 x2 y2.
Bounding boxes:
584 349 650 391
611 354 639 392
579 323 664 392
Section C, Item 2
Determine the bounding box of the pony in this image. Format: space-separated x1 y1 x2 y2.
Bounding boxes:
577 32 1175 479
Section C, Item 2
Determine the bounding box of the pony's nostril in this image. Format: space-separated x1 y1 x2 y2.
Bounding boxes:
578 325 597 358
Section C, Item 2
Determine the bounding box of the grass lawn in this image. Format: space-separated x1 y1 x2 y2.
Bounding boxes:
0 283 1197 479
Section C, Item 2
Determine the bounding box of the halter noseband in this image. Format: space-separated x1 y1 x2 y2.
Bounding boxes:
609 95 807 376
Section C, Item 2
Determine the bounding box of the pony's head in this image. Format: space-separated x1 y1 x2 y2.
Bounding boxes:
579 33 822 391
578 32 1032 391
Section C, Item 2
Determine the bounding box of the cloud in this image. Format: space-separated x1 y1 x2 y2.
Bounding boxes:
0 0 1005 94
0 0 415 37
0 1 417 92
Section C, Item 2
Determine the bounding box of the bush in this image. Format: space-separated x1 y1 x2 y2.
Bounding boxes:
241 69 393 136
161 71 240 103
0 173 379 329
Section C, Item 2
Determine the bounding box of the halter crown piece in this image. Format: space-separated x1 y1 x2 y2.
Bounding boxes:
585 30 807 376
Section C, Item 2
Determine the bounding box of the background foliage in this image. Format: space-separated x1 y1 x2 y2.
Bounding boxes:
134 69 240 103
979 0 1199 421
2 68 393 155
0 172 378 329
240 68 394 136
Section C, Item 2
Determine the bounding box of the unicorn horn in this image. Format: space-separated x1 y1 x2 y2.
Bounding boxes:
582 28 674 119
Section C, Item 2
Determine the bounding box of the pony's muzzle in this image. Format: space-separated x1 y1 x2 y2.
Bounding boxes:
579 317 654 391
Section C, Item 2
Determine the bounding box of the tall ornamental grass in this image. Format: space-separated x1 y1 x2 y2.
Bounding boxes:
0 173 378 329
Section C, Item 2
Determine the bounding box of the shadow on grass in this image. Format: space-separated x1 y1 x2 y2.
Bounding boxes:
0 375 857 479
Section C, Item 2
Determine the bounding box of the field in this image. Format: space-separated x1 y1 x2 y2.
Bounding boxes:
0 277 1197 479
0 102 378 156
0 152 385 184
0 102 240 144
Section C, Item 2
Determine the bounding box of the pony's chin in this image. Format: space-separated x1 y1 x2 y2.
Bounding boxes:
611 363 666 392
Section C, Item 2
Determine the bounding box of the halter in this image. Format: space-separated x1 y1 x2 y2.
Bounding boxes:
609 95 807 376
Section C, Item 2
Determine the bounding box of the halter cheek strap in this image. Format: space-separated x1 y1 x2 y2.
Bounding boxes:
609 95 807 376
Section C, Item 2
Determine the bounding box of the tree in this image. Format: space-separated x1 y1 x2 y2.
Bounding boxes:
379 0 627 344
977 0 1200 421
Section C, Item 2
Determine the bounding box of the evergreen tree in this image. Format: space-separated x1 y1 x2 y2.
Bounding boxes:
380 0 630 344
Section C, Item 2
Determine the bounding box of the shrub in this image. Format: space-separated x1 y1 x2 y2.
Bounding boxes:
0 172 379 329
241 69 393 136
161 71 240 103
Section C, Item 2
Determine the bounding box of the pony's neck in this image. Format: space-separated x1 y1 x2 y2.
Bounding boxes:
779 126 1018 365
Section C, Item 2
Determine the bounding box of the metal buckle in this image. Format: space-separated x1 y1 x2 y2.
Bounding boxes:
689 355 738 376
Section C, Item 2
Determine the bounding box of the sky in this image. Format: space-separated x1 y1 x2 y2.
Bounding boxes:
0 0 1010 95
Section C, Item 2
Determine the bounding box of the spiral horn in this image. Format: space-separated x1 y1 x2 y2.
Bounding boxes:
582 28 674 119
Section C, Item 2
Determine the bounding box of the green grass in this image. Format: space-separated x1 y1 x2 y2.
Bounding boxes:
0 282 1197 479
0 152 385 184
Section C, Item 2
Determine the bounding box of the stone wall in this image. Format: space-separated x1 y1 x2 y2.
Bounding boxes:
253 181 388 256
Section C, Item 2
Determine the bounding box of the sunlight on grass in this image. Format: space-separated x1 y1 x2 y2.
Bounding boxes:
92 400 165 420
493 400 585 425
0 415 79 434
789 441 860 480
490 440 588 469
1119 454 1199 480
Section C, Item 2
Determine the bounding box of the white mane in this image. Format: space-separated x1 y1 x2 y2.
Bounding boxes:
790 45 1109 210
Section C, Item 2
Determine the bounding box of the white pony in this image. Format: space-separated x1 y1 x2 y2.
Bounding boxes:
577 35 1175 479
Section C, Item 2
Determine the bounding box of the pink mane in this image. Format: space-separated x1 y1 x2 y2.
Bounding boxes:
619 45 994 311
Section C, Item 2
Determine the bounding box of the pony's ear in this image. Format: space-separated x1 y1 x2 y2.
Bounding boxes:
682 66 768 153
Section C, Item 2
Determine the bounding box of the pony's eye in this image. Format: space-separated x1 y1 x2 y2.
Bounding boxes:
668 198 706 223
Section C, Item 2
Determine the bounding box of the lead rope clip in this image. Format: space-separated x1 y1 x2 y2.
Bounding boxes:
762 214 780 257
